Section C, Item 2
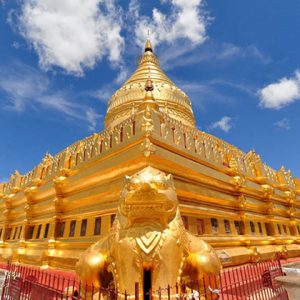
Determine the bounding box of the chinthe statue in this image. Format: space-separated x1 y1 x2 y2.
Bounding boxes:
76 167 221 299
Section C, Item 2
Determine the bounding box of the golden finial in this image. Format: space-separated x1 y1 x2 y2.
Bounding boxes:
145 39 153 52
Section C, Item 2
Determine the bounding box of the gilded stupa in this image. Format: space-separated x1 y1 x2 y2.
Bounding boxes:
0 40 300 273
105 40 195 128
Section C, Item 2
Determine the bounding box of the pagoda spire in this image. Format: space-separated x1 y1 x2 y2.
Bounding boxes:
104 38 195 129
144 39 153 52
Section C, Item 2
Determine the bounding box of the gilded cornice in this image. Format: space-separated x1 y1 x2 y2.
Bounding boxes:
1 116 138 194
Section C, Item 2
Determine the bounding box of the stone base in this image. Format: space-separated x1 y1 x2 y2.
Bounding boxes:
276 276 300 300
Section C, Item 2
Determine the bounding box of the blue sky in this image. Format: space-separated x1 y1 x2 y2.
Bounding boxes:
0 0 300 181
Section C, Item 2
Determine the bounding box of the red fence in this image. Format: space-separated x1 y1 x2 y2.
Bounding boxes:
0 257 288 300
220 257 288 299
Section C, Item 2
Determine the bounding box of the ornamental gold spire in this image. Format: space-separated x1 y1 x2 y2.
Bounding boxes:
145 39 153 52
105 39 195 129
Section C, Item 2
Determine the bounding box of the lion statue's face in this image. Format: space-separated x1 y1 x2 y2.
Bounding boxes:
120 167 177 228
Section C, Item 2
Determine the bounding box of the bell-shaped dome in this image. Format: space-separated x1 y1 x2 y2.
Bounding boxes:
105 40 195 129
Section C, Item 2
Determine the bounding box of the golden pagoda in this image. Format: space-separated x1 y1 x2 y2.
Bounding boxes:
0 40 300 273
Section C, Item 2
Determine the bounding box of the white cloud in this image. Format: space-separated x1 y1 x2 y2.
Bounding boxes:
133 0 207 48
209 116 233 133
0 62 102 131
216 44 270 63
0 63 49 112
86 107 102 131
178 82 229 112
17 0 124 75
275 118 291 130
175 79 240 115
259 70 300 109
115 65 129 84
87 84 116 104
208 79 256 97
128 0 139 20
160 41 270 70
12 41 21 48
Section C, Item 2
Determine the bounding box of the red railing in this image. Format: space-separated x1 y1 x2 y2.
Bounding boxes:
0 257 289 300
220 256 288 299
0 264 8 271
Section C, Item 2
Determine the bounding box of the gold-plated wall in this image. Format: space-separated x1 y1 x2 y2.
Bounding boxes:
0 106 300 269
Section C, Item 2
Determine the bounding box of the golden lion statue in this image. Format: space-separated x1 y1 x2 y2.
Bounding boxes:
76 167 221 298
